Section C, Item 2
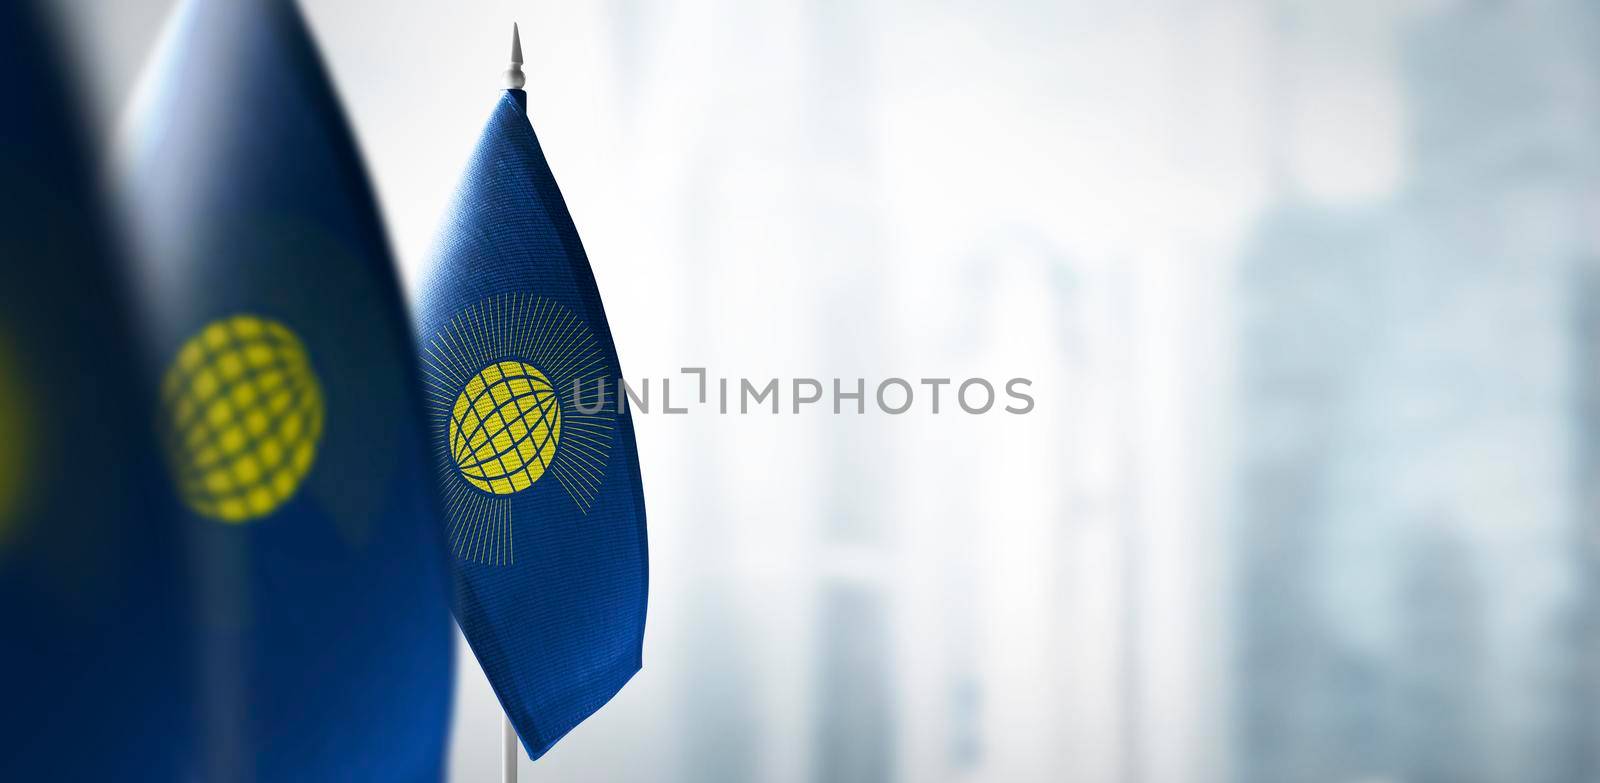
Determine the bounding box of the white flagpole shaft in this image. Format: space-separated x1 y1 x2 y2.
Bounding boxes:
502 713 519 783
498 25 526 783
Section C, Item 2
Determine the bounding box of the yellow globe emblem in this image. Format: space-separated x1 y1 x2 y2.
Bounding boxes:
450 361 561 495
162 315 324 524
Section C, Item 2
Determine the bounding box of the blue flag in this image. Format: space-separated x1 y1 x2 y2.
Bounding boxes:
0 3 195 779
121 0 453 779
415 86 649 758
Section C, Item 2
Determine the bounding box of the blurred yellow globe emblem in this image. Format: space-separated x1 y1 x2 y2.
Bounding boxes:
162 315 324 524
450 361 561 495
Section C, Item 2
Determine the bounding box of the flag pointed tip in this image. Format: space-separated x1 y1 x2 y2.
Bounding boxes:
505 23 526 90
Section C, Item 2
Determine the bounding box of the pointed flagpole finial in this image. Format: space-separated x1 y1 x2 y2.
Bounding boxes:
504 23 526 90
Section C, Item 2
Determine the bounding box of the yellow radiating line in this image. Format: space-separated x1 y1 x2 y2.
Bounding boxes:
560 380 614 411
555 350 607 385
492 501 504 566
475 495 496 564
462 489 490 560
419 339 464 381
439 462 466 493
437 322 476 381
497 490 510 566
447 489 473 555
560 396 611 420
432 429 457 458
555 422 613 450
490 502 500 566
453 491 475 560
433 324 472 377
455 487 483 557
438 471 465 512
532 305 572 366
485 296 500 364
558 442 613 467
550 465 592 509
488 492 500 566
556 436 613 469
555 451 607 496
558 339 604 372
418 354 465 393
464 492 490 562
466 307 493 369
457 489 481 559
563 415 618 434
539 316 584 374
463 307 487 374
476 304 499 370
417 340 447 371
554 442 607 486
438 320 477 378
446 312 479 376
420 388 457 407
550 467 582 508
540 310 587 375
556 448 604 489
488 504 503 567
446 491 475 547
558 438 615 467
417 354 450 385
436 444 460 474
552 464 598 510
476 493 499 564
558 428 616 449
529 298 558 359
477 300 500 368
423 395 457 419
548 346 602 387
545 325 598 372
532 298 558 356
563 409 617 425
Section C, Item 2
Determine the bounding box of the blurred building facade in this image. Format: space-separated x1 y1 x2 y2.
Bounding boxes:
1233 2 1600 782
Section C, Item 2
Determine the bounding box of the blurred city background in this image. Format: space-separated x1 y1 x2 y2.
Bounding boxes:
41 0 1600 780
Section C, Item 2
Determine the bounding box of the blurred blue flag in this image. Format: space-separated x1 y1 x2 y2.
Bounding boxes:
120 0 454 779
415 85 649 758
0 3 195 779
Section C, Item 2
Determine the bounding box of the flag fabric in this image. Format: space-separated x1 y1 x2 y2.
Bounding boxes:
0 3 196 779
415 87 649 759
120 0 454 779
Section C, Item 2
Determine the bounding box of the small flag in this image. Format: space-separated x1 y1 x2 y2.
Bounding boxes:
414 28 649 760
0 2 195 779
120 0 454 779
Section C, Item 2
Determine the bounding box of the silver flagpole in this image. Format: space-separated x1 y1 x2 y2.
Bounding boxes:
502 712 519 783
499 24 525 783
505 23 526 91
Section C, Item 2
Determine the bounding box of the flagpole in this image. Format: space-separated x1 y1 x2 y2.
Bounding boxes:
505 23 526 91
502 712 519 783
499 24 526 783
